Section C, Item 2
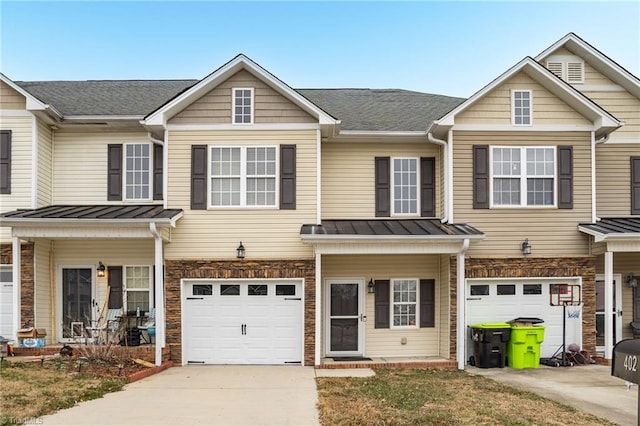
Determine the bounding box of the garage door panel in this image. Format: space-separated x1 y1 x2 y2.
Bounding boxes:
467 280 582 360
185 281 302 365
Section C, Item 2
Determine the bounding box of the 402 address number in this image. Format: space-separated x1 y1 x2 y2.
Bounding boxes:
624 354 638 372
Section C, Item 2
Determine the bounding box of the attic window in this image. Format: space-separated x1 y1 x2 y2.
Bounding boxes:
233 88 253 124
546 60 584 84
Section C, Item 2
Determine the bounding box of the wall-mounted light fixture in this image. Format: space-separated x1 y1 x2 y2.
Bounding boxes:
236 242 245 259
521 239 532 256
97 261 106 278
368 278 375 294
627 274 638 288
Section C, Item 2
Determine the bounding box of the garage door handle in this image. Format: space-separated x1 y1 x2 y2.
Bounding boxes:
241 324 246 335
467 297 482 301
285 297 301 301
187 297 204 300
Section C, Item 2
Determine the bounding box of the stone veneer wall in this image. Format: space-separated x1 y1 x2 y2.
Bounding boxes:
164 259 315 366
1 243 35 327
449 257 596 360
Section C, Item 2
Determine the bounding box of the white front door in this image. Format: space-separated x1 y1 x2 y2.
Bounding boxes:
0 266 13 337
184 281 303 365
325 279 365 357
596 275 623 351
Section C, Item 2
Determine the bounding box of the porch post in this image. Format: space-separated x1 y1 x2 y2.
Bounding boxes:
12 237 21 343
152 226 164 366
314 250 321 366
604 250 614 360
456 239 469 370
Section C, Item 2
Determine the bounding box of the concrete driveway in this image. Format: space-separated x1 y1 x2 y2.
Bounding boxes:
41 366 319 426
468 364 637 426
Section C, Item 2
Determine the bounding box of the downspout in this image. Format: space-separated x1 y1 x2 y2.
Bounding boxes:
456 238 470 370
592 133 610 223
31 114 38 209
148 132 164 146
149 223 164 366
427 132 449 223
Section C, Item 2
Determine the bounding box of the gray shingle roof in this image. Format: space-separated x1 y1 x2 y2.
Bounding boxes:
15 80 465 132
17 80 197 116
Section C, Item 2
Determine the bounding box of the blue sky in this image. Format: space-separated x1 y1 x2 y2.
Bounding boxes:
1 1 638 97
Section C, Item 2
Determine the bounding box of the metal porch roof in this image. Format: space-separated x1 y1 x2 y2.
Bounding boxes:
300 219 484 238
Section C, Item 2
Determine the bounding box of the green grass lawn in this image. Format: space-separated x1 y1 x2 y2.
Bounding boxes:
317 368 614 426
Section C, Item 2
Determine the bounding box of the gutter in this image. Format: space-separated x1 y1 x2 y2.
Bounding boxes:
427 132 450 223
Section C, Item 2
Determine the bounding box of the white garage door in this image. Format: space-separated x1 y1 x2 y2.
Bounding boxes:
0 266 13 338
184 281 303 365
466 279 582 361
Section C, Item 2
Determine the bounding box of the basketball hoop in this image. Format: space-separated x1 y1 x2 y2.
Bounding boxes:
549 284 582 367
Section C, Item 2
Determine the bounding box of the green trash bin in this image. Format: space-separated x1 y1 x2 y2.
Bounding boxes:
507 324 545 369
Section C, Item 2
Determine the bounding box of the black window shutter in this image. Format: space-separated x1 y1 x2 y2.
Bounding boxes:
420 279 435 328
374 280 390 328
153 144 163 200
632 157 640 215
191 145 207 210
421 157 436 217
280 145 296 209
375 157 391 217
473 145 489 209
0 130 11 194
557 146 573 209
107 144 122 201
107 266 123 309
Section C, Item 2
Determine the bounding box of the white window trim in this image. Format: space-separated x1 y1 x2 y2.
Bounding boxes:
123 265 154 313
207 145 279 209
390 157 420 216
511 90 533 127
123 142 152 202
489 146 557 208
390 278 419 330
232 87 254 125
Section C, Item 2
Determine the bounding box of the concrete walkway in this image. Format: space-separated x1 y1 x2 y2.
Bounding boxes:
468 364 637 426
41 366 319 426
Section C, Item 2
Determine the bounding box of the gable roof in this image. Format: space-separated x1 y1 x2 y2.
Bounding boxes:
428 56 622 139
536 32 640 99
1 73 62 120
144 54 337 127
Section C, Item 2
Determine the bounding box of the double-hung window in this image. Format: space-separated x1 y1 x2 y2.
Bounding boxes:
124 143 151 201
391 279 418 328
124 266 152 313
233 88 253 124
392 158 418 215
512 90 532 126
492 146 555 207
210 146 277 207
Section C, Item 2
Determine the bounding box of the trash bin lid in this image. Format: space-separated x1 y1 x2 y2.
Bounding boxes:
471 322 512 329
507 317 544 324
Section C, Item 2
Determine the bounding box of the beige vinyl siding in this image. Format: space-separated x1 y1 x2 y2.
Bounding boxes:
456 72 591 125
165 129 317 259
36 119 53 207
321 254 448 358
438 254 450 359
54 239 154 332
595 253 640 339
52 130 150 204
583 90 640 139
0 114 33 243
453 131 592 257
170 70 315 125
583 62 617 87
322 142 442 219
0 81 26 110
34 239 53 344
595 144 637 216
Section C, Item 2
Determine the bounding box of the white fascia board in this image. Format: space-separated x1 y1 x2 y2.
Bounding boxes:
144 54 337 127
11 226 158 239
325 130 428 143
64 115 144 121
535 33 640 98
0 74 63 120
306 238 481 255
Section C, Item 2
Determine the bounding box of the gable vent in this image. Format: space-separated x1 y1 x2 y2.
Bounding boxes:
566 62 584 83
547 62 563 79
